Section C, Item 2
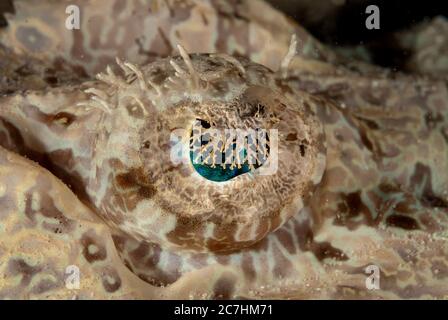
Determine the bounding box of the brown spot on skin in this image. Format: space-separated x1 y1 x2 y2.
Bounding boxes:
129 242 151 262
355 116 380 130
48 149 76 170
115 168 155 197
165 208 269 253
425 112 444 130
44 75 58 85
386 215 419 230
378 182 401 193
50 112 76 127
80 231 107 263
0 185 15 220
111 234 126 253
214 2 250 23
126 103 144 119
410 162 447 208
422 193 448 208
70 29 93 62
114 168 157 208
14 64 33 77
276 229 296 255
52 57 88 78
19 172 75 231
101 268 122 293
141 140 151 149
31 278 60 295
50 164 90 202
248 237 269 252
293 220 314 251
137 273 175 287
138 185 156 198
321 82 350 100
419 214 442 232
311 241 349 261
136 259 181 288
0 119 91 202
396 247 418 264
358 128 374 152
431 261 448 279
8 259 41 286
212 273 236 300
70 64 89 78
149 66 169 85
115 238 181 287
16 26 51 52
286 133 297 141
336 191 378 228
293 219 348 261
44 149 91 202
115 171 139 189
0 117 25 154
299 144 306 157
166 215 205 250
272 243 294 278
314 98 340 124
20 104 80 133
112 0 126 15
206 236 241 253
394 200 413 214
241 254 256 282
208 215 275 253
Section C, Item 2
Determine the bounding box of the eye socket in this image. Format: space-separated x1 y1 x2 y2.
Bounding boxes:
189 119 268 182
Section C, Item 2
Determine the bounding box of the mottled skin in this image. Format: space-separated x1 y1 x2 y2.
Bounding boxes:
0 0 447 299
1 0 330 75
396 17 448 80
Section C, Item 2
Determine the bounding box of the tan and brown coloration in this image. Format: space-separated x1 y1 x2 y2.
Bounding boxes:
0 0 447 299
0 41 327 252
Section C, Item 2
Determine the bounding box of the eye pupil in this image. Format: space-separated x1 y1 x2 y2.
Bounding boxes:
199 119 211 129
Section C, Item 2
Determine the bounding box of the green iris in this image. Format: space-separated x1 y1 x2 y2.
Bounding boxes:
190 150 253 182
189 120 268 182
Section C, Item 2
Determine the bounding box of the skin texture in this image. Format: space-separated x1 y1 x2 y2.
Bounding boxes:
396 16 448 80
0 0 447 299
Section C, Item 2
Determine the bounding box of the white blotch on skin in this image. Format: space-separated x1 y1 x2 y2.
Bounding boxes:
88 244 99 255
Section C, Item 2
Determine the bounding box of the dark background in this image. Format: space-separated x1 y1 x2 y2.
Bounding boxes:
267 0 448 45
266 0 448 69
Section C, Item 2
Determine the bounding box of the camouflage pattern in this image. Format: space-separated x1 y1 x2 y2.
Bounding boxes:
0 0 340 76
0 0 447 299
